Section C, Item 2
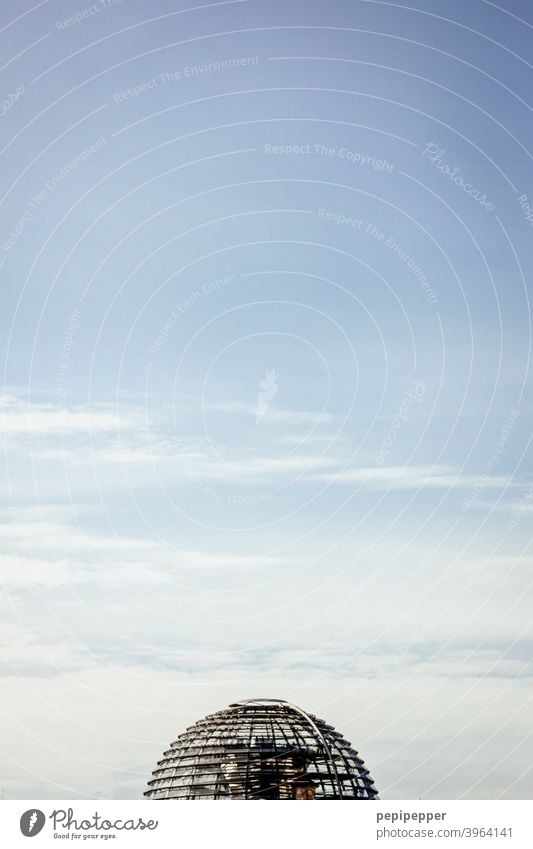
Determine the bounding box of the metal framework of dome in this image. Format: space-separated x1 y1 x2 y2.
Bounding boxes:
144 698 378 799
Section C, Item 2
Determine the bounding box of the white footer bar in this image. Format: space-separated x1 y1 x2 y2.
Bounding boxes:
1 799 531 848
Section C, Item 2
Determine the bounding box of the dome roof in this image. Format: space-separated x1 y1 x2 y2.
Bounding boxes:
144 698 378 800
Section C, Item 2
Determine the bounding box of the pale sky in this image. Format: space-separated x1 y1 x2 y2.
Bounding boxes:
0 0 532 799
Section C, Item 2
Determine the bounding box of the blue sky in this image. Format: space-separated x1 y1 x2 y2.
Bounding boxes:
0 0 532 799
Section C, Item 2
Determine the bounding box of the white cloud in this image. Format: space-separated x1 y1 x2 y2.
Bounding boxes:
277 432 345 445
316 464 515 490
0 510 290 594
28 439 338 482
205 400 337 426
0 394 142 435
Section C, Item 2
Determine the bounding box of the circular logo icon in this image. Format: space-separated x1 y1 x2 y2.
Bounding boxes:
20 810 46 837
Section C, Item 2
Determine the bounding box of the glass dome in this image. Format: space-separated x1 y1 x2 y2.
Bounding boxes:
144 698 379 800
